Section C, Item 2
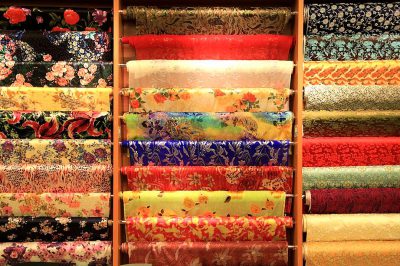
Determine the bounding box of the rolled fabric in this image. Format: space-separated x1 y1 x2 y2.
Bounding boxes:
0 87 112 112
305 2 400 35
123 191 286 217
306 188 400 214
122 166 293 192
305 34 400 61
304 60 400 86
303 137 400 167
122 87 291 113
1 31 112 62
0 193 110 217
0 217 110 241
304 85 400 111
126 6 291 35
0 241 111 266
0 6 112 31
127 60 294 88
303 166 400 190
303 214 400 241
0 61 113 87
126 216 292 242
122 140 290 166
304 241 400 266
0 139 111 164
123 112 293 141
0 111 111 139
303 110 400 137
121 35 293 60
0 164 111 193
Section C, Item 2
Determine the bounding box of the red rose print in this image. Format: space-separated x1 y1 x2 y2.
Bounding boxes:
64 9 80 25
153 93 167 103
130 99 140 109
3 7 27 24
242 92 257 103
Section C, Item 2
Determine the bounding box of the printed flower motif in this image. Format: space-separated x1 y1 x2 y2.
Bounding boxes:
3 7 27 24
250 204 261 214
153 93 167 103
92 9 108 26
43 54 52 62
183 197 195 209
214 89 226 97
1 141 14 153
130 99 140 109
242 92 257 103
64 9 80 25
22 117 64 139
52 140 66 152
36 16 43 24
63 112 104 138
2 244 27 263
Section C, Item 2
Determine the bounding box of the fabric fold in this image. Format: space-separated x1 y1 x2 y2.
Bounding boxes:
127 60 294 88
122 140 290 166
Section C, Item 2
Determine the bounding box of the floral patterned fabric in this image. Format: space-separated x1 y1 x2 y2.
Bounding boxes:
123 191 286 218
123 112 293 141
126 6 292 35
122 87 291 113
0 193 110 217
0 61 113 87
305 34 400 61
305 2 400 35
304 85 400 111
0 111 111 139
121 166 293 192
0 217 109 241
0 87 112 112
0 6 112 31
124 241 288 266
0 164 111 193
1 31 112 62
0 241 111 266
125 216 293 242
0 139 111 164
122 140 290 166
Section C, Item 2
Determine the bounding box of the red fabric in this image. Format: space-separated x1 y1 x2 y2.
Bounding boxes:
121 34 294 60
303 137 400 167
308 188 400 214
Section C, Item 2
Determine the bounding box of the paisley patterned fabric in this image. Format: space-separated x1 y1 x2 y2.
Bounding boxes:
122 87 291 113
122 140 290 166
123 112 293 141
121 165 293 192
123 191 286 218
0 217 110 241
125 216 292 242
0 164 111 193
305 34 400 61
0 111 111 139
0 139 111 164
126 6 292 35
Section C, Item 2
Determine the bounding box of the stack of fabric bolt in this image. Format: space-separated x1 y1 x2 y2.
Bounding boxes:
119 6 296 265
0 6 113 265
302 2 400 266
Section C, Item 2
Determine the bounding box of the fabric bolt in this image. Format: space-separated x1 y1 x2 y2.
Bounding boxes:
0 61 113 87
121 35 293 60
0 241 111 266
0 139 111 164
121 166 293 192
0 6 112 31
306 188 400 214
304 85 400 111
0 111 111 139
304 60 400 86
0 193 110 217
303 166 400 190
0 164 111 193
305 34 400 61
125 216 292 242
0 31 112 62
122 140 290 166
0 217 110 242
303 137 400 167
304 241 400 266
124 241 288 266
122 87 291 113
303 214 400 242
126 6 292 35
305 2 400 35
123 112 293 141
303 110 400 137
127 60 294 88
123 191 286 218
0 87 112 112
